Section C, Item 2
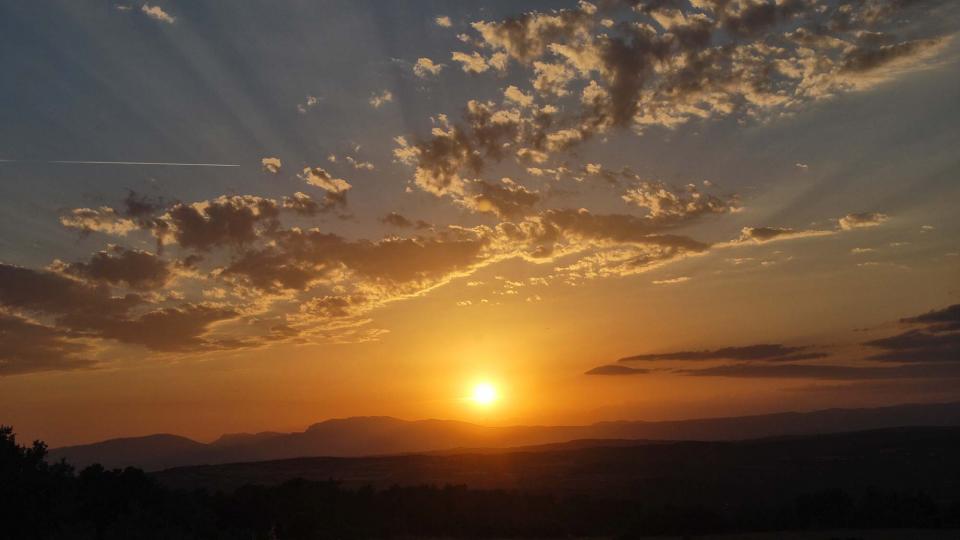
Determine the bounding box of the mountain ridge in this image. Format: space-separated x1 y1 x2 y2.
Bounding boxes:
48 401 960 471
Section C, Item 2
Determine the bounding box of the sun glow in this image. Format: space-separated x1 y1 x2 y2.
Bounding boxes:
471 382 499 406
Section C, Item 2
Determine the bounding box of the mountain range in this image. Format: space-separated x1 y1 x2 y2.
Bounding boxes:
48 401 960 471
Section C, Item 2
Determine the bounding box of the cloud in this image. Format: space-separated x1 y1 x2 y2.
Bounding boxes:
901 304 960 333
738 226 833 244
0 313 96 376
297 95 320 114
414 57 445 78
60 207 137 236
652 276 690 285
504 85 534 107
0 261 243 358
622 181 737 220
862 303 960 362
121 191 163 221
435 15 452 28
369 90 393 108
464 178 540 218
452 51 492 73
380 212 412 228
141 3 175 24
446 0 955 151
540 208 709 252
282 191 344 216
299 167 352 194
590 303 960 381
261 157 282 174
0 264 140 318
585 364 650 375
345 156 375 171
676 362 960 380
839 212 889 230
865 330 960 363
58 246 170 290
88 303 238 353
155 195 281 252
620 344 827 362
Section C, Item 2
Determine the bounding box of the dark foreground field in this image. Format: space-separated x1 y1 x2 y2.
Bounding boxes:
156 426 960 505
4 425 960 539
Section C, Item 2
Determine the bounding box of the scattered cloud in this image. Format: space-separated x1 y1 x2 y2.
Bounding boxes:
60 207 137 237
261 157 282 174
414 57 445 78
435 15 452 28
620 344 827 363
452 51 492 73
585 365 650 376
839 212 889 230
652 276 690 285
141 3 175 24
587 304 960 381
299 167 352 194
57 246 170 290
297 95 320 114
380 212 412 228
369 90 393 109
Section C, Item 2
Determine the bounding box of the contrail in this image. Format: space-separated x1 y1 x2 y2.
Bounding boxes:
0 159 239 167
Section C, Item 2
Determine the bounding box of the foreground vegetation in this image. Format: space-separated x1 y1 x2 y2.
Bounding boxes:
3 426 960 539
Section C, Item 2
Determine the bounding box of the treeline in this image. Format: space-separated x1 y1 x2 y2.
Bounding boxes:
3 426 960 539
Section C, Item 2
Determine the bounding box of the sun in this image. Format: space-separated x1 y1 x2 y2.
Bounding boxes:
471 382 499 406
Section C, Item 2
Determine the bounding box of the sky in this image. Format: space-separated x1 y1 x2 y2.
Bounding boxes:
0 0 958 447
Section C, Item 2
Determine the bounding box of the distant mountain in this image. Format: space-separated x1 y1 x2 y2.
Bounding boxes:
156 426 960 500
48 434 208 472
48 401 960 471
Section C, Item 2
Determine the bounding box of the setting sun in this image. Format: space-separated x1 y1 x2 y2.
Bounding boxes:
471 383 499 406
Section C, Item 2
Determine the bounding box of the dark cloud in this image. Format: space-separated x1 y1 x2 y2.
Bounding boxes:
282 191 344 216
901 303 960 333
676 362 960 380
620 343 827 362
585 364 650 375
60 246 170 290
621 180 737 221
590 302 960 381
719 0 810 37
862 304 960 363
122 190 163 220
223 227 490 292
738 226 831 243
0 312 96 376
468 179 540 218
0 263 237 360
0 263 141 318
838 212 889 230
865 330 960 363
842 38 942 72
157 195 280 251
542 208 709 251
380 213 431 230
381 212 413 228
84 304 238 353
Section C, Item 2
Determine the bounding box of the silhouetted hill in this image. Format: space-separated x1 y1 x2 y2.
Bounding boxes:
47 434 207 472
155 427 960 503
48 401 960 470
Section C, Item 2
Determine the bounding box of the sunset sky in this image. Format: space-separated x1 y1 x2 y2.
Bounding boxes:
1 0 958 447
